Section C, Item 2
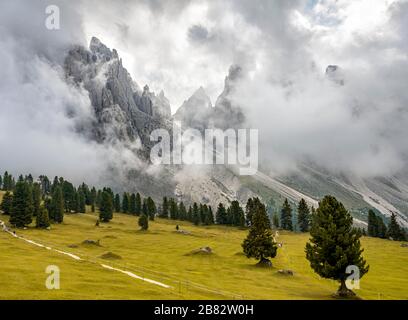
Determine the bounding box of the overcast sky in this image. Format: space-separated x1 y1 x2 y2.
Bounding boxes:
0 0 407 181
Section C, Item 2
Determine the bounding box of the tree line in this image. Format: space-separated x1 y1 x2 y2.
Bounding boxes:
1 170 406 241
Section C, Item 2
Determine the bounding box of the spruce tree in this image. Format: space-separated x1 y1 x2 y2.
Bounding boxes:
99 191 113 222
129 193 137 215
208 206 214 225
50 186 64 223
0 191 13 215
179 202 187 220
170 198 179 220
0 174 2 190
114 194 121 213
135 193 142 216
142 198 148 216
32 183 42 217
387 213 406 241
161 197 169 218
377 216 387 239
36 206 50 229
280 199 293 231
242 198 278 266
216 203 227 225
367 210 379 237
146 197 156 220
10 177 33 227
305 195 369 297
138 214 148 230
245 198 254 226
297 198 310 232
230 200 245 227
192 202 200 225
187 206 193 222
122 192 129 213
77 188 86 213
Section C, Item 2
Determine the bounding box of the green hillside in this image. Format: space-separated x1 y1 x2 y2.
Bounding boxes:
0 194 407 300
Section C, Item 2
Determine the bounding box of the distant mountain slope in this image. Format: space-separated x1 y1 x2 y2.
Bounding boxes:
62 38 407 228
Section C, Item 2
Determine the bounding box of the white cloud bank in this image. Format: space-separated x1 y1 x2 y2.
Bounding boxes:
0 0 407 183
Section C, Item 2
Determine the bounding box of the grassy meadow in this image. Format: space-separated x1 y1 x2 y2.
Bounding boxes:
0 192 407 300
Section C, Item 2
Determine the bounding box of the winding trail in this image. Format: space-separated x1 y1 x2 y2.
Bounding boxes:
0 219 171 289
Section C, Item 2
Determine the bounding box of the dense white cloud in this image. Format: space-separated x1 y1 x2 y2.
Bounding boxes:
0 0 407 182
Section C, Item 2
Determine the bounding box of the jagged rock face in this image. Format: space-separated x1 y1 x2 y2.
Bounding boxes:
174 86 212 130
64 37 172 151
212 64 246 129
174 64 246 131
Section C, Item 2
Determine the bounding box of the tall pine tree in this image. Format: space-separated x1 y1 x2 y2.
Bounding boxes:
280 199 293 231
387 213 406 241
297 198 310 232
242 198 278 266
50 186 64 223
99 191 113 222
10 177 33 227
305 195 369 297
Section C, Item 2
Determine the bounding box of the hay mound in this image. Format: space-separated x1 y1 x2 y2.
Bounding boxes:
99 252 122 260
103 235 118 239
176 230 191 235
81 239 101 246
278 269 294 276
187 246 213 256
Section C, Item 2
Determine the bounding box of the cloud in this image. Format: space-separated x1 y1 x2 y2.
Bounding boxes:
0 0 407 184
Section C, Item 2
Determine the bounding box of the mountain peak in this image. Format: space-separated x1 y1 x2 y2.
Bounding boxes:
191 86 210 103
89 36 118 60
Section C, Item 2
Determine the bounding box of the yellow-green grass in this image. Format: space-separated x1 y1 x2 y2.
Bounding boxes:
0 192 407 300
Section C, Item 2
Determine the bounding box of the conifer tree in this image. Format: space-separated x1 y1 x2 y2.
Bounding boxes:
50 186 64 223
230 200 245 227
297 198 310 232
122 192 130 213
377 217 387 239
245 198 254 226
187 206 193 222
170 198 179 220
62 181 76 212
114 194 121 213
146 197 156 220
208 206 214 225
129 193 137 215
216 203 227 225
36 206 50 229
305 195 369 297
387 213 406 241
10 177 33 227
138 214 148 230
367 210 379 237
142 198 148 216
242 198 278 266
178 202 187 221
280 199 293 231
192 202 200 225
367 210 387 239
160 197 169 218
0 174 2 190
99 191 113 222
32 183 41 217
135 193 142 216
77 188 86 213
0 191 13 215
